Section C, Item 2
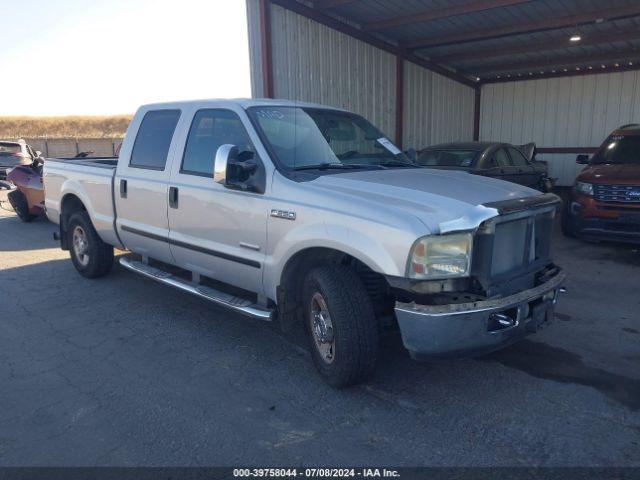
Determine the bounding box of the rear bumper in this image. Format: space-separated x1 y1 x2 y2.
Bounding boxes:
394 269 565 359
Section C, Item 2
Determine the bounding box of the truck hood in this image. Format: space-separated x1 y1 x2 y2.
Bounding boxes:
311 167 541 233
578 164 640 185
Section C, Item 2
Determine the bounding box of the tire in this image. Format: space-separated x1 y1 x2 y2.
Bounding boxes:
561 201 576 238
7 190 36 222
67 211 114 278
302 265 379 388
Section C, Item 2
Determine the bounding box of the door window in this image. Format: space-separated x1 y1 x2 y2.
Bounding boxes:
181 109 255 177
493 149 510 167
507 147 529 167
129 110 181 170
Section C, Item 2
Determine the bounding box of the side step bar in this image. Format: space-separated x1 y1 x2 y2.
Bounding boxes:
118 257 273 321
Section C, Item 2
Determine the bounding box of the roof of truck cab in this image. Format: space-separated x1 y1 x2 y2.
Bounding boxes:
138 98 348 112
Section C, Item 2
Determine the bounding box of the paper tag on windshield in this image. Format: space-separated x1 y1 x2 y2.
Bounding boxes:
377 137 402 155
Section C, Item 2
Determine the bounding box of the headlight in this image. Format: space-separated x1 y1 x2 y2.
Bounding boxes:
408 232 473 279
575 181 593 195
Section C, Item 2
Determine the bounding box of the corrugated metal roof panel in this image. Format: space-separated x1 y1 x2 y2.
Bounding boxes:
313 0 640 81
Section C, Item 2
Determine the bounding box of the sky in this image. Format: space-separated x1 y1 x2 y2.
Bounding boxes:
0 0 252 116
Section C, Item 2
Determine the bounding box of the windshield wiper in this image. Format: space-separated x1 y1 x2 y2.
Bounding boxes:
377 160 419 168
293 163 386 171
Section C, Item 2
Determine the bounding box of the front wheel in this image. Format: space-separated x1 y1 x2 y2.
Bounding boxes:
67 211 114 278
302 265 379 388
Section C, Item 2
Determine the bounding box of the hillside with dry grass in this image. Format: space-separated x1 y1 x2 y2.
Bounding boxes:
0 115 132 138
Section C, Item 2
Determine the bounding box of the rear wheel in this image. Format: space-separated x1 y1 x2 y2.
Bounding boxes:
67 211 114 278
7 190 36 222
302 265 379 388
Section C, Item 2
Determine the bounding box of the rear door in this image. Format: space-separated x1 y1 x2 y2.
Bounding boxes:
483 147 520 184
507 146 539 188
114 109 182 265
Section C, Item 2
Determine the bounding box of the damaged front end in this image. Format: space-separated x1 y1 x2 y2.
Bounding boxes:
390 193 566 360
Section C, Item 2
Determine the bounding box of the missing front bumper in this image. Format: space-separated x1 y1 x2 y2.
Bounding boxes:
394 269 566 360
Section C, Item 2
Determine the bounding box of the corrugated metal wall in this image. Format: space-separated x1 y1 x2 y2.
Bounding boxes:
245 0 475 147
480 71 640 185
403 61 475 148
246 0 264 100
269 3 397 139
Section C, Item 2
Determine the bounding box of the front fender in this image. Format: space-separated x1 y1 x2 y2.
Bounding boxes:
263 215 421 301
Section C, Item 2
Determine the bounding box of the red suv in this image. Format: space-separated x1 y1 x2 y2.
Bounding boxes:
562 124 640 243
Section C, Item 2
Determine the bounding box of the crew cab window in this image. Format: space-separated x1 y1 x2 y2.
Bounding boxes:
181 109 254 176
507 147 529 166
493 149 510 167
129 109 181 170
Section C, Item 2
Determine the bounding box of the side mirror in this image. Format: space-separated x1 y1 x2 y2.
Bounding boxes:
213 144 264 193
576 154 589 165
213 144 237 184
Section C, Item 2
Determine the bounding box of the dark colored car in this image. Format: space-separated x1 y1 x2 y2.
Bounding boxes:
0 140 39 188
416 142 553 192
562 124 640 243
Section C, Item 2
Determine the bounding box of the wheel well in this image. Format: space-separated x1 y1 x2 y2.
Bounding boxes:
277 248 393 331
59 194 87 249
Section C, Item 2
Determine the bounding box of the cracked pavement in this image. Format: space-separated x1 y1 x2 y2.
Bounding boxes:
0 193 639 466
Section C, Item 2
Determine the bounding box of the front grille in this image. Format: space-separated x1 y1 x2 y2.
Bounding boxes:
593 184 640 204
473 208 555 296
490 213 552 277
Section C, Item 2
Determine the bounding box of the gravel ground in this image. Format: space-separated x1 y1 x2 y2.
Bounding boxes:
0 190 638 467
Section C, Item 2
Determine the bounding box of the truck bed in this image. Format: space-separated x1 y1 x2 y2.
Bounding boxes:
45 157 118 169
43 156 121 248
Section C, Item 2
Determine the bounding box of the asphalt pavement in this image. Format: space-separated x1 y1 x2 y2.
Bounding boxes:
0 191 638 467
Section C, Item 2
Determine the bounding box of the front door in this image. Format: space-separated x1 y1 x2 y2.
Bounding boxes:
114 109 182 265
167 108 267 295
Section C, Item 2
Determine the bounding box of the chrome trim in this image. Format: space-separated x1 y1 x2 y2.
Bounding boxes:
119 257 273 320
396 270 565 318
239 242 261 251
213 144 237 184
270 209 296 221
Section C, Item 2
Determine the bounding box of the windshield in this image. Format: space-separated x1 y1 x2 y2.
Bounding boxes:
592 135 640 165
417 149 476 167
247 107 413 170
0 143 22 156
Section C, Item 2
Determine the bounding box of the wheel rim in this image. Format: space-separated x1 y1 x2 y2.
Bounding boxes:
72 226 90 267
309 292 335 364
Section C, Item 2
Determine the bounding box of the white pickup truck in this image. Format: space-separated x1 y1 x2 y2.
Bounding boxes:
44 99 565 387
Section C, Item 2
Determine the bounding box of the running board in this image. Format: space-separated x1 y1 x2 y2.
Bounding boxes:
118 257 273 321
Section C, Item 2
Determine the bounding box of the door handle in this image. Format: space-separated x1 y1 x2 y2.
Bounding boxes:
169 186 179 209
120 179 127 198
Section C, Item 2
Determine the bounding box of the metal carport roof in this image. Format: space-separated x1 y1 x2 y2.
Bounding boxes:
270 0 640 85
